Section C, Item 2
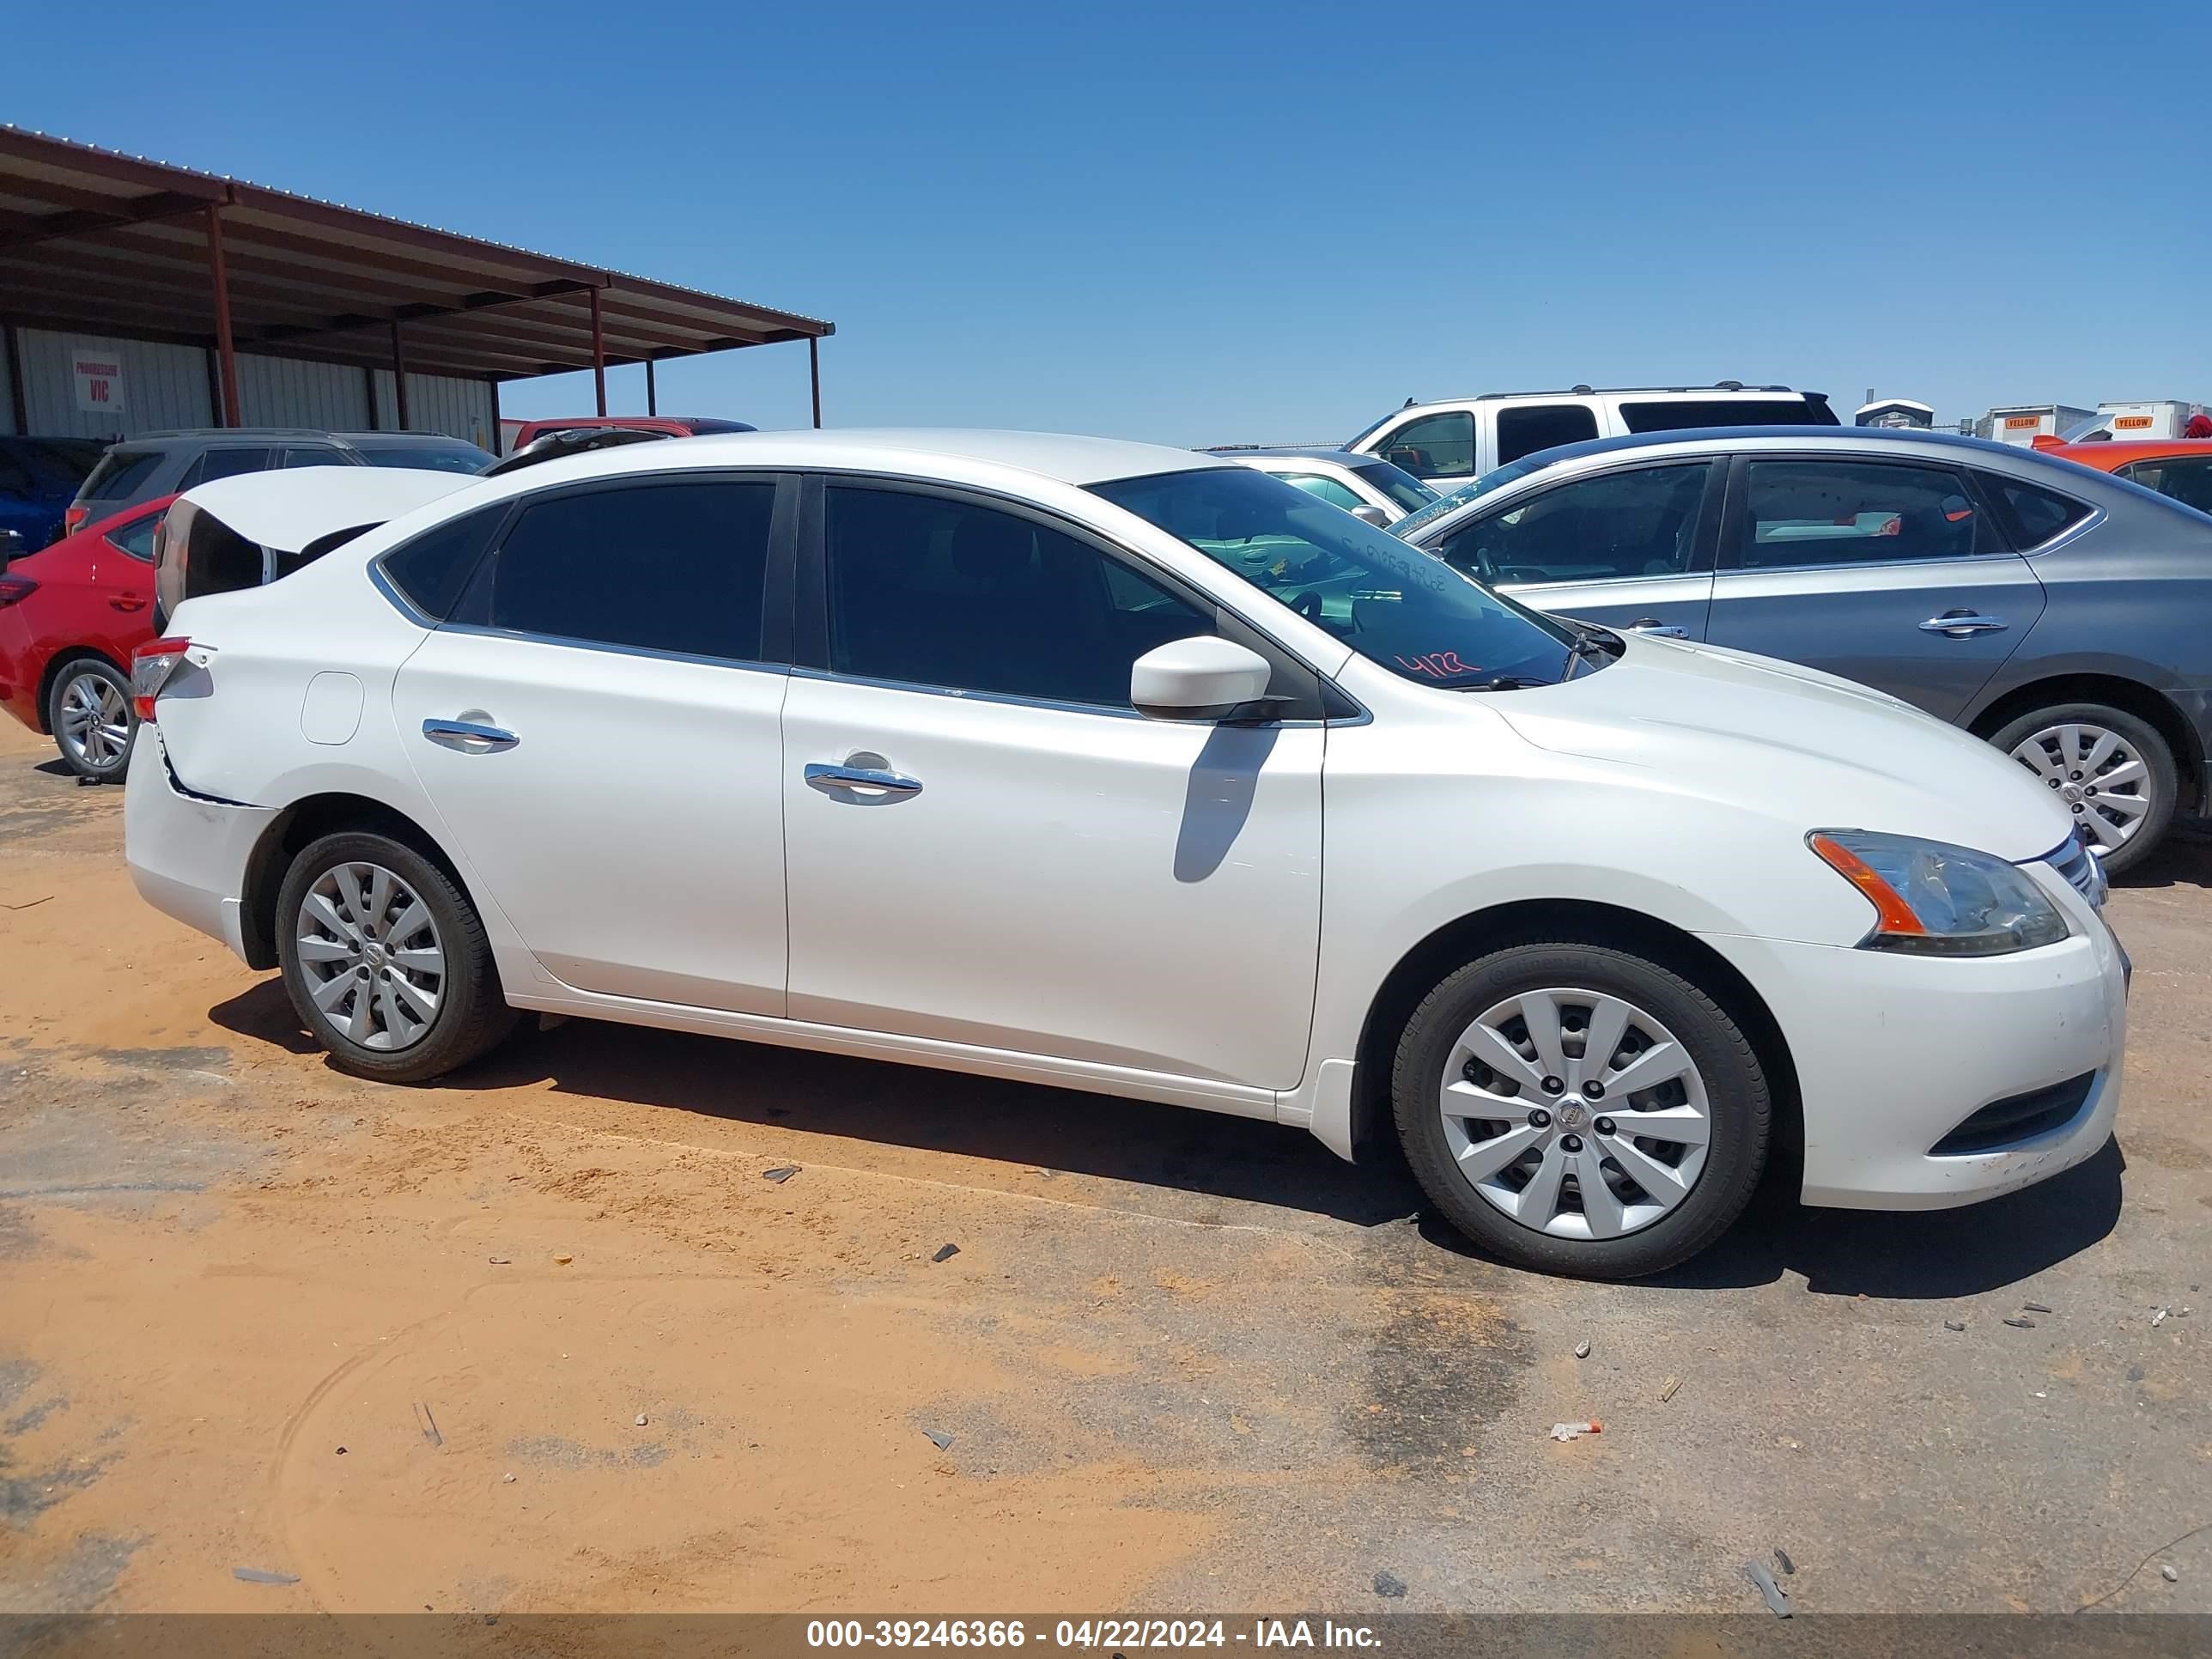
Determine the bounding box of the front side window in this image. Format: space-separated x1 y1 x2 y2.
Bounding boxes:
1438 464 1710 586
1279 473 1364 511
2119 457 2212 514
483 481 773 660
107 509 162 562
825 486 1211 708
1091 466 1580 691
1495 404 1600 465
1376 411 1475 479
1735 460 1994 570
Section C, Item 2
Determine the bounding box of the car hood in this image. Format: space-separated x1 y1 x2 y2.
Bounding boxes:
1492 635 2077 863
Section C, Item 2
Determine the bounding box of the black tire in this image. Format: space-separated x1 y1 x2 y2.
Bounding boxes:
1986 702 2178 877
46 656 137 782
275 830 516 1083
1390 940 1771 1279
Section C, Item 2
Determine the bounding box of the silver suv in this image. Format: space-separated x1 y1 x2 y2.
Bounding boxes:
67 428 492 536
1348 382 1838 491
1390 425 2212 873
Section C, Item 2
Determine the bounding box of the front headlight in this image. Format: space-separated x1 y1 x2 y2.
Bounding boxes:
1808 830 2070 956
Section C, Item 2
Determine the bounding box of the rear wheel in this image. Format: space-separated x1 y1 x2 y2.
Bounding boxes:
1990 702 2176 876
1391 941 1771 1279
47 658 136 781
276 830 515 1083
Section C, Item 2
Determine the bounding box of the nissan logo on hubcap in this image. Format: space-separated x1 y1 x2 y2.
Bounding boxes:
1557 1102 1587 1129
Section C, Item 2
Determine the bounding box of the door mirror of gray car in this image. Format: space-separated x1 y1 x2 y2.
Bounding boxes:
1131 636 1273 722
1350 503 1390 528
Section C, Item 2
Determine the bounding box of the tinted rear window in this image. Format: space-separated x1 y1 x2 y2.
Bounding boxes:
359 445 494 474
79 449 163 501
1980 475 2095 547
380 507 507 621
1620 399 1828 433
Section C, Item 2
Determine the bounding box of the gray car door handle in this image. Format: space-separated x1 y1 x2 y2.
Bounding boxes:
1919 611 2008 638
1626 618 1689 638
805 762 922 797
422 718 519 752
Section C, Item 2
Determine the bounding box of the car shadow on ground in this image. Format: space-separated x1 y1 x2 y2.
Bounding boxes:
2118 822 2212 890
211 978 2127 1297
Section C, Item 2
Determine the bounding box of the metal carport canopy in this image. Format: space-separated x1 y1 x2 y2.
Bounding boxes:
0 125 834 428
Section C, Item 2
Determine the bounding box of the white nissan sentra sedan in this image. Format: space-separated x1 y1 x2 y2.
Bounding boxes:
124 431 2126 1278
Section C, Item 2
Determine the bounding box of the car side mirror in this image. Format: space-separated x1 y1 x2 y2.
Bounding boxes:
1131 636 1273 723
1350 503 1390 528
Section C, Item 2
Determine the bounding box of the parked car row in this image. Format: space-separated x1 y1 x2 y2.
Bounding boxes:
119 427 2128 1280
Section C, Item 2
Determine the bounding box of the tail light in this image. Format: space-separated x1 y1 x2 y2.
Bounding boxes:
0 574 36 608
131 636 198 721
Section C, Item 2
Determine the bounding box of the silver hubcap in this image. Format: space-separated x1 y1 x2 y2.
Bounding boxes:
1440 988 1712 1241
57 672 131 770
296 862 445 1052
2008 722 2154 856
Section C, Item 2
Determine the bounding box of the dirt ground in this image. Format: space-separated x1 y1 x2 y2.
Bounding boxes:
1 715 2206 1619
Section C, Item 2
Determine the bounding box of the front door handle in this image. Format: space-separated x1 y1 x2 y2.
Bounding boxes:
110 595 148 612
1626 618 1689 638
805 762 922 798
1919 611 2008 638
422 718 519 753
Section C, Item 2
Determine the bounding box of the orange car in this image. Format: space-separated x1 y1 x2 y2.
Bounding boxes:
2034 436 2212 514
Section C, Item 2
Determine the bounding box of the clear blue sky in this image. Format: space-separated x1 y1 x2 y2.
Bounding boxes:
11 3 2209 444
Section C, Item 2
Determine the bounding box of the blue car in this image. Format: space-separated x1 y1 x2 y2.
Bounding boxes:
0 437 106 556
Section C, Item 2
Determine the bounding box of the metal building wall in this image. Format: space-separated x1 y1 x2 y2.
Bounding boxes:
371 370 497 449
235 352 374 430
16 328 212 438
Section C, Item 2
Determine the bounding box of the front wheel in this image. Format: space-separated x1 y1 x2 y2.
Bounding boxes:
275 830 516 1083
1989 702 2176 877
1391 941 1771 1279
48 658 137 781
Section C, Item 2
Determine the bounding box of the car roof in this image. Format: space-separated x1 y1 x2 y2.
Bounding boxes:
2040 439 2212 471
477 428 1224 489
337 431 484 449
1206 446 1370 465
1501 424 2045 469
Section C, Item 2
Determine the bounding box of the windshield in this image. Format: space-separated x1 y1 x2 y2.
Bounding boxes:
1351 459 1438 514
1091 467 1583 691
360 446 494 475
1389 453 1564 541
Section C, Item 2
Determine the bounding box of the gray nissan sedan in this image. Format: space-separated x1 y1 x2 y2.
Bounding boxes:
1391 427 2212 873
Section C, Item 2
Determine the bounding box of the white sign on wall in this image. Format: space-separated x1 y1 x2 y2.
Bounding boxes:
71 349 126 413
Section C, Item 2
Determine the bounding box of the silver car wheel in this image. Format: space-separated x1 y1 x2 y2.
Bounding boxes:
1438 988 1712 1242
296 861 446 1052
56 669 131 771
2008 721 2154 856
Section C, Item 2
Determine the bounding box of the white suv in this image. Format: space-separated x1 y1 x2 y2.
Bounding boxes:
1347 383 1839 491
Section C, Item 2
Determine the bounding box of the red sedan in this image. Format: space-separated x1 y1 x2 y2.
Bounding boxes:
0 494 173 781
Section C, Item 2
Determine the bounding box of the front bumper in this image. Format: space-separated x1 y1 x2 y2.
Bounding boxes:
1701 891 2127 1211
124 731 279 963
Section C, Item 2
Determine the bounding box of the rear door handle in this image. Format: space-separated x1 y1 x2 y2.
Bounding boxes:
805 762 922 797
1626 618 1688 638
1919 611 2007 637
422 718 519 753
110 595 148 612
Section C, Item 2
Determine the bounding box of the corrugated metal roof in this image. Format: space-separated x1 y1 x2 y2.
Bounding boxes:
0 125 832 383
